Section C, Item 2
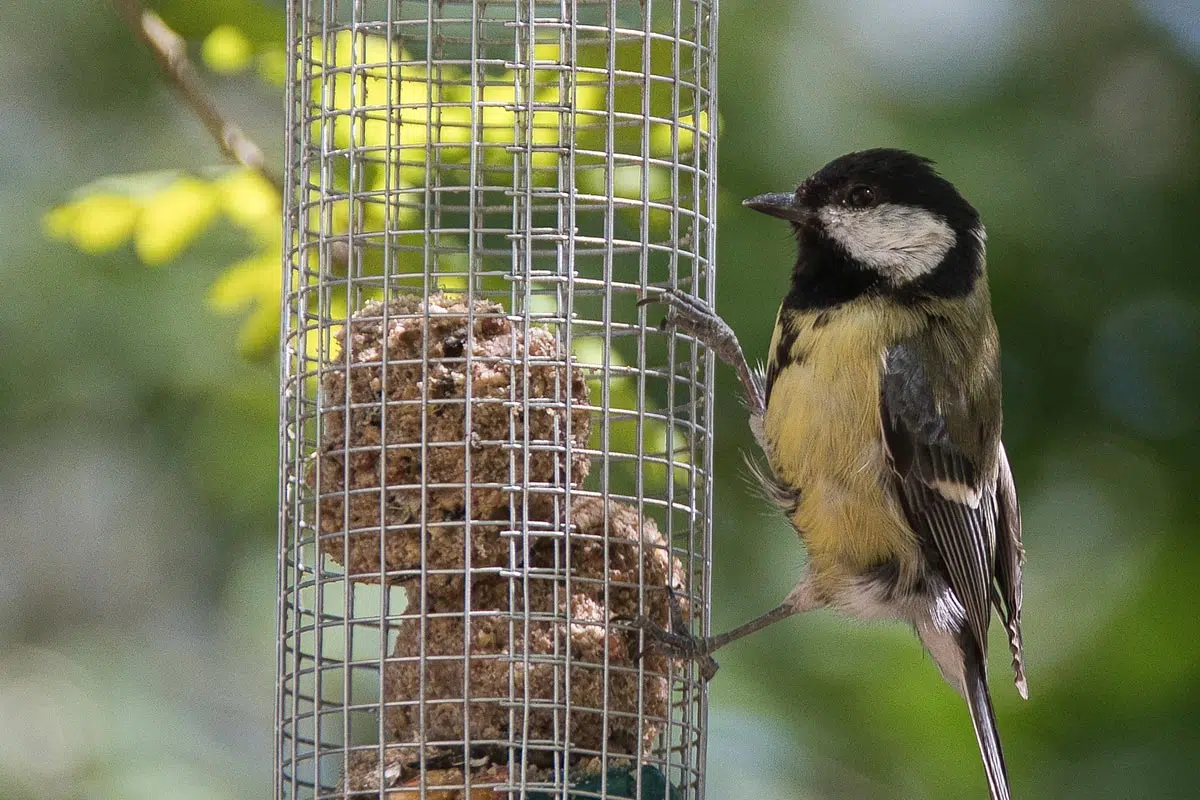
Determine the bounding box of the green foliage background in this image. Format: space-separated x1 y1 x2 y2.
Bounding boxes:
4 0 1200 797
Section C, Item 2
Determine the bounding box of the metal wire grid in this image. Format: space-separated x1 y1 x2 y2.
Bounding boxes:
278 1 717 797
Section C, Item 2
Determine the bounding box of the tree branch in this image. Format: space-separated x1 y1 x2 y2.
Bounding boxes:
109 0 285 194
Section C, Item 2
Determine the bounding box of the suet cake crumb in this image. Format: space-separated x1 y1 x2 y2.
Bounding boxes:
341 746 512 798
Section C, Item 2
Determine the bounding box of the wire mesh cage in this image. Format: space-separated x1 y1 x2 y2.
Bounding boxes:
278 1 718 797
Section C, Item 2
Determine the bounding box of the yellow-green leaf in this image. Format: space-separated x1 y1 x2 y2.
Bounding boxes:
202 25 254 75
43 193 139 254
209 251 282 358
237 302 281 357
134 176 220 265
215 168 281 241
208 251 279 312
650 110 721 157
256 46 289 86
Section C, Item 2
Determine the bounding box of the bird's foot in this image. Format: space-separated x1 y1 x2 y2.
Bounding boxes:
624 617 722 681
638 289 736 357
617 587 721 681
639 289 765 415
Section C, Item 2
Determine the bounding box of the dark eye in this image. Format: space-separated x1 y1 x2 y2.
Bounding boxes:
845 185 876 209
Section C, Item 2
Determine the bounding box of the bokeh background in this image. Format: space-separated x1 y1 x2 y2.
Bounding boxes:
3 0 1199 797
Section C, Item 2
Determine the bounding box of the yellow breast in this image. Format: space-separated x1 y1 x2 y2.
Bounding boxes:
763 303 919 582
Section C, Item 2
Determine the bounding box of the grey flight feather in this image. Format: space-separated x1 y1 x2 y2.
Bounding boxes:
880 342 997 662
994 442 1028 698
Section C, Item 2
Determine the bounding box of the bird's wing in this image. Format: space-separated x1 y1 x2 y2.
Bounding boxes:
993 442 1028 698
880 342 997 659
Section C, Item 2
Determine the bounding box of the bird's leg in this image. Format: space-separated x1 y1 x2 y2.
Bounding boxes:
622 582 817 681
639 289 766 419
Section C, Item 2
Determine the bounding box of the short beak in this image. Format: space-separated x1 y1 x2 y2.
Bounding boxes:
743 191 809 223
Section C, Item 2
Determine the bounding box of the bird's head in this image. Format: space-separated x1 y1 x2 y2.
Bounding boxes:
745 149 984 293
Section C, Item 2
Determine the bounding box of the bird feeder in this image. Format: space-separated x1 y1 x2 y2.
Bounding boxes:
277 1 718 797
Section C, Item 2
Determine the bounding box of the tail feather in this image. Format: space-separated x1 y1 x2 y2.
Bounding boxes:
964 654 1011 800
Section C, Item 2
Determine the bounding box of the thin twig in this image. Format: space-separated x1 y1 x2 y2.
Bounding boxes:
110 0 285 194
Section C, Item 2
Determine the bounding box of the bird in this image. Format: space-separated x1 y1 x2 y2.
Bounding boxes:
632 148 1027 799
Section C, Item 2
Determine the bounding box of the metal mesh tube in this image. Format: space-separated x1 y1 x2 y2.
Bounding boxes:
278 1 717 797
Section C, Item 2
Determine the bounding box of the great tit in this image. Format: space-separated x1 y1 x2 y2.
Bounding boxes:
636 148 1027 800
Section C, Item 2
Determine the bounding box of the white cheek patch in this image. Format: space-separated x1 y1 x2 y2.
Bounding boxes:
818 203 957 283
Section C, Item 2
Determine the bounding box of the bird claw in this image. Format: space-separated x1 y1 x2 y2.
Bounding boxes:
623 616 722 681
615 587 721 681
638 289 737 354
639 289 766 416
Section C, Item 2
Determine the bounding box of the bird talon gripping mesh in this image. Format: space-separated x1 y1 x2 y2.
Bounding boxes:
278 1 717 797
